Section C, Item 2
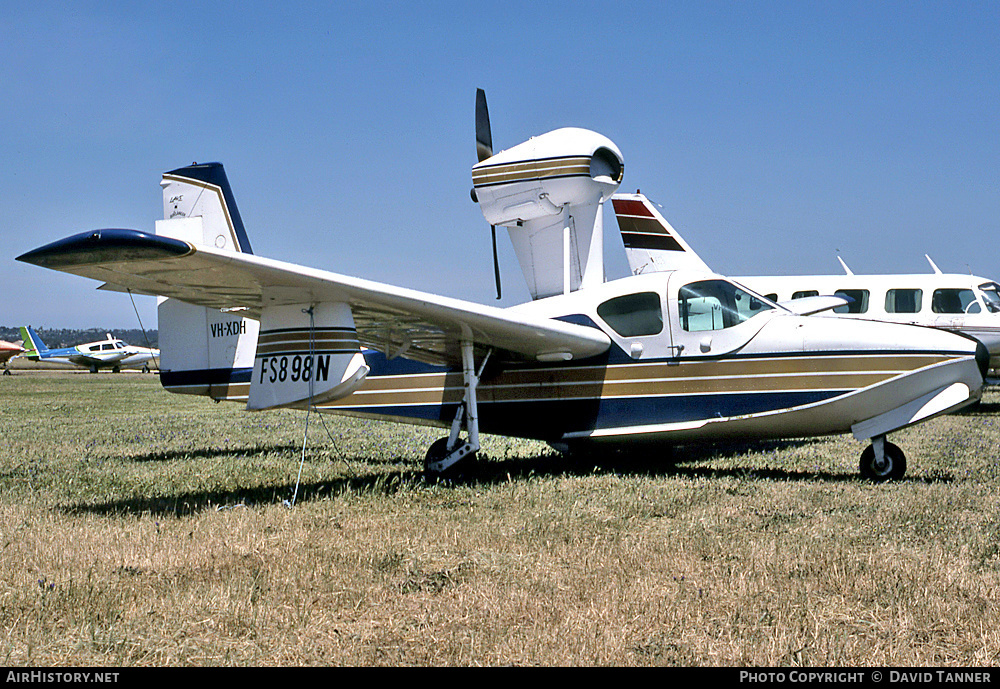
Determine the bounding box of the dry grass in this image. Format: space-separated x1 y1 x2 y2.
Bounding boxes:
1 371 999 666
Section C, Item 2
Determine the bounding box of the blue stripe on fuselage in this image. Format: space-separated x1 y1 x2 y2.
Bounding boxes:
158 351 846 443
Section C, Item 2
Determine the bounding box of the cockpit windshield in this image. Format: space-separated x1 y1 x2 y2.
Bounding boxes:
678 279 778 332
979 282 1000 314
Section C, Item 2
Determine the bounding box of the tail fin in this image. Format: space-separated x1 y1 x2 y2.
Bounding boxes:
18 326 48 358
154 163 260 400
156 162 253 254
611 192 712 275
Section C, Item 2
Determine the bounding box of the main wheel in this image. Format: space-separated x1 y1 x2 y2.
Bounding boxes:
423 437 476 477
859 440 907 482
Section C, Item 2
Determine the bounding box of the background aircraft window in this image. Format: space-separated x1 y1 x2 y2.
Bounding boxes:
932 288 980 314
979 283 1000 313
833 289 869 314
596 291 663 337
885 288 922 314
678 279 773 332
792 290 819 299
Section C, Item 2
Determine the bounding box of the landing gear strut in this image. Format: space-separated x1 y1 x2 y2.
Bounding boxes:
859 435 907 482
424 340 489 476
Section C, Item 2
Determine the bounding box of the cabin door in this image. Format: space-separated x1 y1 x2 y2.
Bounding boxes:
664 273 776 358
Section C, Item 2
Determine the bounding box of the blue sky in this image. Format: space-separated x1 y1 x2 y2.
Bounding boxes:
3 1 999 330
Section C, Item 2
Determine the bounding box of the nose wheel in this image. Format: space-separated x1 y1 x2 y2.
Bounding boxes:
859 436 906 482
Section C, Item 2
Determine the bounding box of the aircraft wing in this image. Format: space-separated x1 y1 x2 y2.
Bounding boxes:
66 352 131 368
777 295 852 316
17 229 611 367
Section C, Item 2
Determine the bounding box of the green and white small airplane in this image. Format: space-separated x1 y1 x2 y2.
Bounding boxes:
18 326 159 373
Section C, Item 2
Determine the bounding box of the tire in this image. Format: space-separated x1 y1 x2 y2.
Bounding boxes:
423 437 475 477
859 440 907 482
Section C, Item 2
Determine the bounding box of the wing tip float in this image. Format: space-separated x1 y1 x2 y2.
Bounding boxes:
16 90 987 481
17 228 193 269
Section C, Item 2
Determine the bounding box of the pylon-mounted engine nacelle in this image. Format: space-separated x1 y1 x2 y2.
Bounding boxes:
472 127 623 226
472 128 625 300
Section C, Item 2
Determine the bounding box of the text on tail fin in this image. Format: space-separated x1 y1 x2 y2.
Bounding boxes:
158 162 253 254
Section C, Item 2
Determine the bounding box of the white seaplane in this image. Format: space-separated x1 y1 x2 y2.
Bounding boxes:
17 91 988 481
613 191 1000 376
17 325 159 373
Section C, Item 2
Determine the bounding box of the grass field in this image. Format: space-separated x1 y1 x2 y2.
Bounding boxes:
1 371 998 666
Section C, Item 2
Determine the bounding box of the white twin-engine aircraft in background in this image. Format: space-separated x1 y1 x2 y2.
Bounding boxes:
613 192 1000 375
17 91 988 482
17 325 159 373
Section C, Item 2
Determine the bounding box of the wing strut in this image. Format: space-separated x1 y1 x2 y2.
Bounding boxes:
425 341 490 474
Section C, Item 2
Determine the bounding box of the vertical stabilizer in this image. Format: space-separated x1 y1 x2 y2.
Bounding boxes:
611 192 712 275
18 326 47 357
154 163 260 400
156 162 253 254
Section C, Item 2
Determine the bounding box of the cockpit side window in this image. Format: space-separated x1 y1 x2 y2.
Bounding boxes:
978 282 1000 313
678 279 773 332
932 288 980 314
597 291 663 337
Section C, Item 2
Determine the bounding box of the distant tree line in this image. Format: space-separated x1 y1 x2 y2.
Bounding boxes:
0 326 158 349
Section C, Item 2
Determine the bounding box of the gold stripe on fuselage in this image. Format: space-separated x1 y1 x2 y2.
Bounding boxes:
319 352 955 409
167 352 958 408
256 328 360 356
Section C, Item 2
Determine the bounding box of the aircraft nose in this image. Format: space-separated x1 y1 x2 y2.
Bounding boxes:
976 340 990 380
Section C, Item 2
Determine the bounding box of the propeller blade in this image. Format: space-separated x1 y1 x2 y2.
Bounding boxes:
476 88 493 162
491 225 502 299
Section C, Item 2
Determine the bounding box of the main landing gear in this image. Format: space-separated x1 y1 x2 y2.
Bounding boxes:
859 435 907 482
423 341 489 477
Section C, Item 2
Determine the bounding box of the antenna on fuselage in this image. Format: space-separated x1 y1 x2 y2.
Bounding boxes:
836 254 854 275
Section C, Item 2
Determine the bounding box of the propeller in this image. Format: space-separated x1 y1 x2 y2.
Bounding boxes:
476 88 493 162
475 88 501 299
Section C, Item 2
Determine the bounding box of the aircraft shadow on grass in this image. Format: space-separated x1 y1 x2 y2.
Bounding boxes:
64 437 950 518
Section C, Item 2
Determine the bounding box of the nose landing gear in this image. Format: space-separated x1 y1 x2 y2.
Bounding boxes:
859 435 906 482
